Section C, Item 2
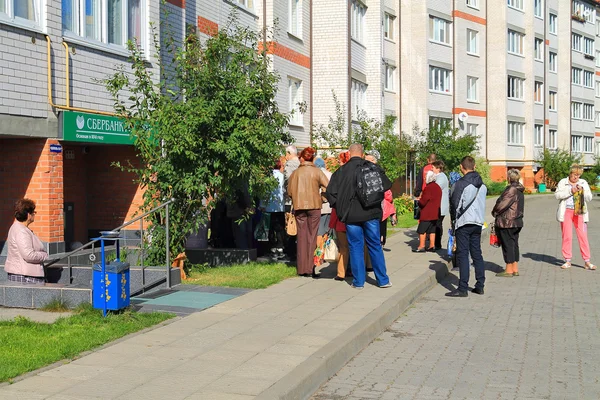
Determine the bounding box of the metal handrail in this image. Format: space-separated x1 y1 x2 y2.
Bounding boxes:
44 198 175 288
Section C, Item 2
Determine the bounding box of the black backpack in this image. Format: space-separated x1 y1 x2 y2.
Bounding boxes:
355 161 385 208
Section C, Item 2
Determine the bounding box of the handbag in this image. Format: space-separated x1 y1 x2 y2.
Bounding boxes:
413 199 421 220
285 207 297 236
489 222 501 248
323 230 339 262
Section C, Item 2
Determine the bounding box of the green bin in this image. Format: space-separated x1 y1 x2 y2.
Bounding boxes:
538 183 546 193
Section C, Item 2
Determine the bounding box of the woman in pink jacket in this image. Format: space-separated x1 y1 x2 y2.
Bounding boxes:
5 199 48 284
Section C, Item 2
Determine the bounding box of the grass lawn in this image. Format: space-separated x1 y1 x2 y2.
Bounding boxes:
0 305 174 383
395 213 418 229
183 262 298 289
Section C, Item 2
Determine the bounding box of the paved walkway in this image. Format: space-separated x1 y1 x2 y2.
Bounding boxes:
0 307 71 323
312 194 600 400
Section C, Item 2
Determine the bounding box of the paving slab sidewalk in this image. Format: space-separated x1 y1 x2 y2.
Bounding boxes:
0 216 456 400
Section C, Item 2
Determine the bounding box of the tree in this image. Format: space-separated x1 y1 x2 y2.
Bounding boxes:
536 149 581 188
105 18 292 263
411 122 479 172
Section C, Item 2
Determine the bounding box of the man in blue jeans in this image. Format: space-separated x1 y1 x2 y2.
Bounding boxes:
325 144 392 289
446 156 487 297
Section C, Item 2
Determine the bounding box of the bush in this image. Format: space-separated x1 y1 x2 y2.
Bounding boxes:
393 194 414 215
487 181 507 196
581 171 597 186
536 149 581 188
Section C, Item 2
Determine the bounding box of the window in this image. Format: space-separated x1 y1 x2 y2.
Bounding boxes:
351 79 367 119
572 33 582 52
584 37 595 55
466 0 478 8
507 76 524 100
288 78 303 126
234 0 253 8
534 81 543 103
572 67 582 85
549 14 557 34
534 0 542 18
597 20 600 36
62 0 144 48
467 29 479 55
351 1 366 43
596 111 600 127
548 91 557 110
467 123 478 136
467 76 478 102
507 0 523 11
429 116 452 129
507 122 524 144
584 70 594 88
0 0 43 27
584 136 594 153
584 103 594 120
429 66 452 93
572 136 582 153
429 16 451 45
549 52 557 72
596 81 600 97
548 130 557 149
384 65 395 91
534 124 543 146
534 38 544 61
572 102 582 119
596 50 600 67
573 1 595 24
507 30 524 55
289 0 302 37
384 13 395 40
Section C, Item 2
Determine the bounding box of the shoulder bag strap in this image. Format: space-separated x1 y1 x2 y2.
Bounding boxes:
455 186 481 223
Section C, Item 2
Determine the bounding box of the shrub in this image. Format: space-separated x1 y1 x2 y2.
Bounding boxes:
536 149 581 188
393 194 414 215
487 181 507 196
581 171 597 186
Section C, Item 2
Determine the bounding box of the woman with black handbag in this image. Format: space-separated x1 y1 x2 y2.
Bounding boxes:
491 169 525 277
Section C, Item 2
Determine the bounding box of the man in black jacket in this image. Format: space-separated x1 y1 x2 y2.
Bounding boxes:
325 144 393 289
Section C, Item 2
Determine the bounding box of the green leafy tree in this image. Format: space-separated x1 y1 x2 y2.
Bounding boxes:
411 122 479 172
536 148 581 189
105 18 291 263
375 126 412 181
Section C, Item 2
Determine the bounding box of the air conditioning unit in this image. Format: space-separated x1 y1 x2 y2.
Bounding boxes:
457 112 469 122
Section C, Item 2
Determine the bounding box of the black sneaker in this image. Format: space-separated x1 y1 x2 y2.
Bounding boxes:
471 287 484 295
445 290 468 298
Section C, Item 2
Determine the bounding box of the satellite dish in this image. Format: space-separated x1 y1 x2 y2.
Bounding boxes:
458 112 469 122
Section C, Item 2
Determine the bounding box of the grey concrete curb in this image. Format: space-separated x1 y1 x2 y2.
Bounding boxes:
255 262 450 400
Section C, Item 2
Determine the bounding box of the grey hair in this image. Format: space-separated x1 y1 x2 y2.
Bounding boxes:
348 143 364 155
286 145 297 155
507 168 520 183
425 170 436 184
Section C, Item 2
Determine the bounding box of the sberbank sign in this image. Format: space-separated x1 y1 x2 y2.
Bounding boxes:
62 110 134 145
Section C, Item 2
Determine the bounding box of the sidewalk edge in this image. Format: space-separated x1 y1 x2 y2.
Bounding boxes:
255 263 449 400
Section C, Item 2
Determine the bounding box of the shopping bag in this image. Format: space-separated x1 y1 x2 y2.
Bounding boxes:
323 231 339 262
413 200 420 220
447 228 455 257
285 209 297 236
489 222 501 248
254 213 271 241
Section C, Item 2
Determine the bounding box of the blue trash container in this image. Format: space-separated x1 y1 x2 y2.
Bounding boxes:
93 261 130 311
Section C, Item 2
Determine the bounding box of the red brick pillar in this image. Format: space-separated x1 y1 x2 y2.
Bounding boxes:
490 166 507 182
520 165 535 190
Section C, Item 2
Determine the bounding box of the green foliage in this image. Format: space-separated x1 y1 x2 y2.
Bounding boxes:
40 298 71 312
487 181 507 196
395 213 419 228
590 160 600 177
375 125 412 181
536 149 581 188
411 123 479 172
105 16 291 263
581 171 597 185
393 194 414 215
182 261 297 289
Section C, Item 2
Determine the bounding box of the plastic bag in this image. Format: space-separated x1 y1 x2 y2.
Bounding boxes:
323 231 339 262
489 222 501 248
447 228 455 257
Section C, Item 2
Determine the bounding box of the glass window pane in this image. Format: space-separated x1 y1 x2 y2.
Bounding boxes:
62 0 77 32
128 0 142 44
85 0 101 41
0 0 5 13
108 0 123 45
15 0 37 21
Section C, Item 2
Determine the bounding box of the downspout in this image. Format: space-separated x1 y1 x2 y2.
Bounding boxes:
398 0 402 137
452 0 456 131
543 0 548 155
485 0 488 160
348 0 352 135
309 0 313 144
46 36 116 116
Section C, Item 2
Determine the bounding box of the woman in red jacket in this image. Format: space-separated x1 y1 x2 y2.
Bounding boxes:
413 171 442 252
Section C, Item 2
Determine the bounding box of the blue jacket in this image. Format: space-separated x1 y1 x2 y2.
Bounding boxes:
450 171 487 230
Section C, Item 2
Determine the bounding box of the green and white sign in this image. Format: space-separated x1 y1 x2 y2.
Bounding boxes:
62 110 134 145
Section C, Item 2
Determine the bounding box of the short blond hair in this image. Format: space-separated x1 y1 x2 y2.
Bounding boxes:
507 169 520 184
570 165 583 175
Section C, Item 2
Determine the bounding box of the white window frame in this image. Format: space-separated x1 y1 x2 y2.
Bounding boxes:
62 0 146 51
534 124 543 146
548 130 557 149
384 13 395 41
507 30 524 55
584 103 594 121
351 0 366 43
573 1 595 24
584 70 594 88
548 91 557 111
507 0 523 11
572 135 582 153
466 0 478 9
429 66 452 94
429 16 452 45
467 29 479 55
572 33 582 52
596 50 600 67
384 65 396 92
288 0 302 38
508 76 524 100
467 123 478 136
597 20 600 36
584 136 594 153
596 81 600 97
534 0 543 18
507 121 524 145
549 13 557 35
534 38 544 61
534 81 543 104
572 67 582 86
351 79 367 120
549 52 557 73
235 0 254 9
467 76 478 102
584 37 595 56
596 111 600 127
572 101 583 119
288 78 303 126
0 0 44 31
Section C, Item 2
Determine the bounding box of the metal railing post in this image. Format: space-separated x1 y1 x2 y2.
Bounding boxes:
165 203 171 289
140 218 145 286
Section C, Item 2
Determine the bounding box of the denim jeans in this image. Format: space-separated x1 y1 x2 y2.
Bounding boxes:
346 219 390 287
455 224 485 292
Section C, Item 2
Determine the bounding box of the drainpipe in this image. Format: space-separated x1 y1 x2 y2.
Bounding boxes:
485 0 488 160
46 36 116 116
452 0 456 131
309 0 313 144
397 0 402 137
347 0 352 135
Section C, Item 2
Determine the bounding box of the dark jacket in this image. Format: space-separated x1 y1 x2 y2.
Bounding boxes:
414 163 433 197
492 183 524 228
450 171 487 229
418 182 442 221
325 157 392 224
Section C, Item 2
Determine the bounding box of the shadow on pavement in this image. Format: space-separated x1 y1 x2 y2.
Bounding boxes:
521 252 563 266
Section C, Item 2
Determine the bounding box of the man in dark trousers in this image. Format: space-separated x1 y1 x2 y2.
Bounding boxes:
325 144 393 289
446 156 487 297
415 153 437 198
